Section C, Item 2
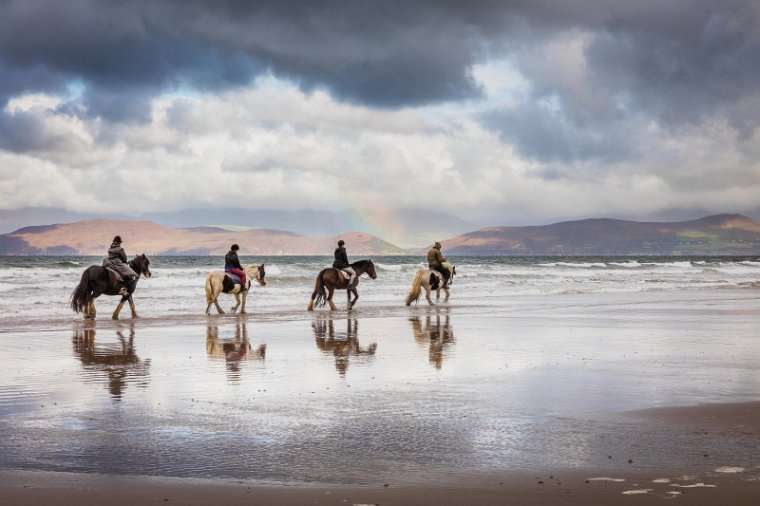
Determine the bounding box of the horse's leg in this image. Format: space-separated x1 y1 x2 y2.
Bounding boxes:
231 292 241 313
240 291 248 314
443 287 450 302
425 284 435 306
327 288 337 311
214 293 225 314
348 288 358 310
112 295 128 320
128 296 139 318
86 299 96 320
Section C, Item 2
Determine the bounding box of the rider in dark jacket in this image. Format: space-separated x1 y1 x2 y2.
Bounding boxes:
333 239 356 286
104 235 137 295
427 241 450 286
224 244 247 290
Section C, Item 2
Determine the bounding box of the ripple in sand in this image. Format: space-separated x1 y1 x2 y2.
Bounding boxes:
622 489 652 494
714 466 745 473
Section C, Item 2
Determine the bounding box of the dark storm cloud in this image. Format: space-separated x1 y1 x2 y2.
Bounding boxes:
0 0 496 114
486 0 760 163
0 0 758 159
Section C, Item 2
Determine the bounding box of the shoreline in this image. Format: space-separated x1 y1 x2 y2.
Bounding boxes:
2 289 759 504
2 461 759 505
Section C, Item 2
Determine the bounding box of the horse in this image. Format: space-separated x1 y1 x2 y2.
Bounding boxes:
205 264 266 315
307 259 377 311
70 254 152 320
404 262 456 306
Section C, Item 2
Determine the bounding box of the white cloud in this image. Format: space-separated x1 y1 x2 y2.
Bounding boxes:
1 72 759 227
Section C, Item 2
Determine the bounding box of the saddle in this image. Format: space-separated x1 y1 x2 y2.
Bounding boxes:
222 272 244 294
105 267 123 283
225 272 242 284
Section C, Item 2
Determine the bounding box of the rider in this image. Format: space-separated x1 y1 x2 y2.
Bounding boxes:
105 235 137 296
427 241 450 287
333 239 356 287
224 244 247 291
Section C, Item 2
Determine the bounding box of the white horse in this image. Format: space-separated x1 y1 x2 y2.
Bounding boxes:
205 264 266 315
405 262 456 306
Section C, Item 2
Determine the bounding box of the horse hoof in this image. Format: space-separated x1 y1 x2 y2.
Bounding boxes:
112 316 119 320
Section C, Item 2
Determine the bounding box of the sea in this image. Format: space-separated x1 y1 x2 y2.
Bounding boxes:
0 254 758 322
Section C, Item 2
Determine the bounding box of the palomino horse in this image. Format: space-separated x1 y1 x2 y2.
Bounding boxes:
405 262 456 306
205 264 266 315
70 254 152 320
307 259 377 311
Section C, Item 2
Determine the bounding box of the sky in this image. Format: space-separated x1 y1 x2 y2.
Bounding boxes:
1 0 759 230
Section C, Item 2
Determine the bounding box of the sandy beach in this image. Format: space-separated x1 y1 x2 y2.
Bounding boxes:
1 289 759 504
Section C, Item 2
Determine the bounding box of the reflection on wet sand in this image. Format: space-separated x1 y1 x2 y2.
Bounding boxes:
206 320 266 382
313 317 377 376
410 313 455 369
72 322 151 398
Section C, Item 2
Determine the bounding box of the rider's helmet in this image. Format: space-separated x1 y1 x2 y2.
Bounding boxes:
113 235 122 244
231 243 239 251
338 239 345 246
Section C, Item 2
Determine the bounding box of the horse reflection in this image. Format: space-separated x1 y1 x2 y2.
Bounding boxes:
72 322 150 398
410 314 455 369
206 320 266 381
313 318 377 376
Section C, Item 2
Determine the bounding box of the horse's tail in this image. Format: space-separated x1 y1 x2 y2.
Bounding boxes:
405 269 425 306
70 268 92 314
205 274 215 305
308 270 327 310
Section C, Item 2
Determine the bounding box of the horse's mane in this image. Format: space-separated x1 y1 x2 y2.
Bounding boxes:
351 259 372 269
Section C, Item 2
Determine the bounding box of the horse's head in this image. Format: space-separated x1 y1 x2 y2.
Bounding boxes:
245 264 267 286
131 254 151 278
365 260 377 280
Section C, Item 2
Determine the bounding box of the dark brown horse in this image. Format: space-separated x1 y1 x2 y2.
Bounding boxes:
70 254 152 320
307 259 377 311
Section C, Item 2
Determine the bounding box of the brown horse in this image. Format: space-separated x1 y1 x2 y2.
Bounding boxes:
307 259 377 311
70 254 152 320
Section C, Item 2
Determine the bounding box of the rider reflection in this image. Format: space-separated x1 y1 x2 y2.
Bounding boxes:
71 321 150 399
312 317 377 376
409 313 455 369
206 320 266 382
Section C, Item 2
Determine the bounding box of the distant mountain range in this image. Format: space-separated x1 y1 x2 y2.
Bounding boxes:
0 220 405 256
442 214 760 255
0 207 474 247
0 214 758 256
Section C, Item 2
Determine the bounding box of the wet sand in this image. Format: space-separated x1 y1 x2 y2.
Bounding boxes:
1 290 759 504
